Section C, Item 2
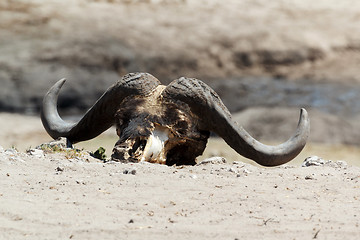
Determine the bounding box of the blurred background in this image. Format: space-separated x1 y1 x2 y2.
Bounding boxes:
1 0 360 165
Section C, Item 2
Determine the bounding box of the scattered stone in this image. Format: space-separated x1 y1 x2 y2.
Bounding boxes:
228 167 237 173
335 160 348 168
302 156 348 168
232 161 245 166
76 180 86 185
27 149 44 158
197 156 227 165
5 148 18 155
3 148 26 162
305 174 316 180
243 169 251 174
55 166 64 172
302 156 324 167
123 168 137 175
325 160 348 168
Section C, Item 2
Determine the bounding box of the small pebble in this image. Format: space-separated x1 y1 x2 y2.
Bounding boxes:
305 174 316 180
5 148 18 155
302 156 324 167
123 168 136 175
27 149 44 158
243 169 251 174
55 166 64 172
197 156 226 165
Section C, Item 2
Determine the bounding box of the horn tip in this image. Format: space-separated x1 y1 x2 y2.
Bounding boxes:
299 108 310 136
58 78 67 85
300 108 308 118
50 78 67 93
300 108 309 119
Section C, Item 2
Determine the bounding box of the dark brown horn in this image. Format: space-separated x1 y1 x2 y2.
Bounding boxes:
41 73 161 144
163 77 310 167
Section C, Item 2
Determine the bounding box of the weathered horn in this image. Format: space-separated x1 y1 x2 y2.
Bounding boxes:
163 77 310 167
41 73 161 144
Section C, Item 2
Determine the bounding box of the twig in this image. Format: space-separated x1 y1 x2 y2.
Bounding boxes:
313 229 320 239
263 218 274 226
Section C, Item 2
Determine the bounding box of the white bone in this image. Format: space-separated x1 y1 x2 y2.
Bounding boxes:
141 127 169 163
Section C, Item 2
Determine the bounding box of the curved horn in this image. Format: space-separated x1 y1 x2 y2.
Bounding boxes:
41 73 161 144
163 77 310 167
41 78 77 140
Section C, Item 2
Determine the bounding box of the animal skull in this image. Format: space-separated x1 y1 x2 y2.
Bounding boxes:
41 73 310 166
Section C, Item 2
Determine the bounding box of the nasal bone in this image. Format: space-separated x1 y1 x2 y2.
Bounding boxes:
141 126 170 163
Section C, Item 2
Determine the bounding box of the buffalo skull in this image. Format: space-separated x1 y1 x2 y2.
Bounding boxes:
41 73 310 166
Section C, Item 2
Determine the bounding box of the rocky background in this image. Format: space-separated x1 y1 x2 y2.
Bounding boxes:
1 0 360 145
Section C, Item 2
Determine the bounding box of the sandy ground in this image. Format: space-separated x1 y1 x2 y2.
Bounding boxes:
1 113 360 239
1 144 360 240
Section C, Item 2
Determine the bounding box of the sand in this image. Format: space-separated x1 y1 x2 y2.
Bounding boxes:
1 145 359 240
